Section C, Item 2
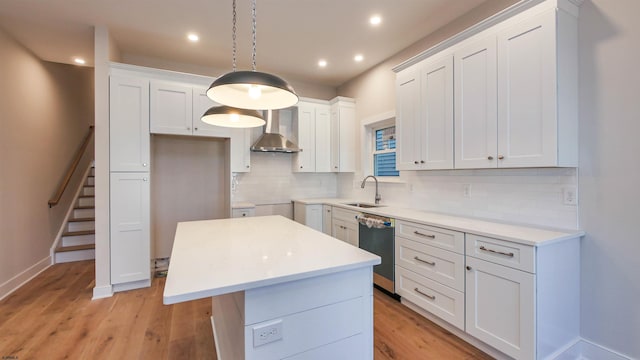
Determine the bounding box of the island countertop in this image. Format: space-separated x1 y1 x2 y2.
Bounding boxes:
163 215 381 305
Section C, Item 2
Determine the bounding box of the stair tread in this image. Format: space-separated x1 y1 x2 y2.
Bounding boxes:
56 244 95 253
62 230 95 237
68 217 95 222
78 195 94 198
83 185 95 188
74 206 95 210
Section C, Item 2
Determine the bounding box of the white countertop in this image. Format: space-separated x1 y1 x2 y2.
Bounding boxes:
163 215 381 305
294 198 584 246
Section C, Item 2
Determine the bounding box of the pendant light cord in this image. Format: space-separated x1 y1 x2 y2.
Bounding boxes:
232 0 237 72
252 0 257 71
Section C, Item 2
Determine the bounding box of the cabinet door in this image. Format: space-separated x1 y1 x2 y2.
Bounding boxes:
395 67 421 170
305 204 323 232
230 128 251 172
332 219 347 242
466 256 535 360
322 205 332 235
454 37 498 169
315 105 332 172
330 106 341 172
150 81 192 135
109 76 150 172
337 105 356 172
110 172 150 284
344 221 359 247
293 103 316 172
192 87 232 138
419 54 454 169
497 10 557 167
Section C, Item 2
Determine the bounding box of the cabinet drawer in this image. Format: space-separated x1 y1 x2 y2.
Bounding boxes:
396 237 464 292
395 266 464 331
332 207 358 224
396 220 464 254
466 234 535 273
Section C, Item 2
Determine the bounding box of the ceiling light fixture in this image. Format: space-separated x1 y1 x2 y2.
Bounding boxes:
354 54 364 62
200 0 265 128
73 57 86 65
187 33 199 42
206 0 298 111
369 15 382 26
318 59 327 68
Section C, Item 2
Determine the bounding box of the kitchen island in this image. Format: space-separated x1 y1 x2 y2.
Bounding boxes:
163 215 381 360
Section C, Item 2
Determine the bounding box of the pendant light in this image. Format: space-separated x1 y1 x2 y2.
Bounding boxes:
201 0 265 128
206 0 299 110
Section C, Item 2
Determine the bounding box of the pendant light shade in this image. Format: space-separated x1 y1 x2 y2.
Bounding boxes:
207 70 299 110
201 105 265 128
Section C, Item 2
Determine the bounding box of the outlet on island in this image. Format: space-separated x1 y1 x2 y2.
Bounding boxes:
252 319 283 347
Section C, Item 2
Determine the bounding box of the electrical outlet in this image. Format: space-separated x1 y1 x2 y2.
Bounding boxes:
563 187 578 205
463 184 471 198
252 320 283 347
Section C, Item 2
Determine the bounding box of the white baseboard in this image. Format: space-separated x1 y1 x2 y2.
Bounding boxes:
112 279 151 293
0 256 51 301
555 339 635 360
92 284 113 299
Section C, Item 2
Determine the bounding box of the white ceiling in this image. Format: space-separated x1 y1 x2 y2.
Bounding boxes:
0 0 490 87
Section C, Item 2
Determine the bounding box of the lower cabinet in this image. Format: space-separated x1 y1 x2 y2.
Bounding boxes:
322 205 332 235
293 202 323 232
331 207 359 247
110 172 151 286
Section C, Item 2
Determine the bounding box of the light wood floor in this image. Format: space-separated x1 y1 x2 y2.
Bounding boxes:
0 261 491 359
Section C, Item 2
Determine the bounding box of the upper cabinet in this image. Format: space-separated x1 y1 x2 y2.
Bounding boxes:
110 75 150 172
396 0 579 170
330 97 356 172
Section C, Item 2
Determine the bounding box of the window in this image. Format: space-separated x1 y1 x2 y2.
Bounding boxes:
373 126 399 177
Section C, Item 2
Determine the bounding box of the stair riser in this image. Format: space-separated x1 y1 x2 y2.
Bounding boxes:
90 167 95 176
74 208 94 218
67 221 95 232
83 187 95 196
78 197 95 207
86 177 95 186
62 234 95 247
55 249 95 263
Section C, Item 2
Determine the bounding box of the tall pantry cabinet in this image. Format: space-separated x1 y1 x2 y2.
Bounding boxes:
109 74 152 289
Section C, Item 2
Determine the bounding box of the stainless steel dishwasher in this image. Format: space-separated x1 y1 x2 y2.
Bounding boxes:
357 213 395 294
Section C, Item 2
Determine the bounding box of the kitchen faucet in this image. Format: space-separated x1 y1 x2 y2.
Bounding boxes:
361 175 381 204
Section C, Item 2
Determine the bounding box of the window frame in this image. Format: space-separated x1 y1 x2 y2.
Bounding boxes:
371 124 399 177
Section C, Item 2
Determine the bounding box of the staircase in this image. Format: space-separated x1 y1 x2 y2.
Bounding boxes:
54 168 96 263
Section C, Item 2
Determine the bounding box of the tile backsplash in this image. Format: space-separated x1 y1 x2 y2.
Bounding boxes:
338 168 579 230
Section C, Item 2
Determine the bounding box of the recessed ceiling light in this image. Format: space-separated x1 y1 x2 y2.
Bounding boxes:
73 57 86 65
318 59 327 68
370 15 382 26
354 54 364 62
187 33 199 42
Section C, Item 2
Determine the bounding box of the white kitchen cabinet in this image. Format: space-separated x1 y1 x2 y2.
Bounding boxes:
230 128 251 173
192 87 232 138
496 8 577 167
330 98 356 173
292 103 316 172
331 207 358 247
322 205 332 235
454 36 498 169
314 106 332 172
109 75 150 172
396 55 454 171
150 81 192 136
293 202 323 232
110 172 150 285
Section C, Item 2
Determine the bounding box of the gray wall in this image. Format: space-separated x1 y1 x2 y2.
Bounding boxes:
0 26 94 297
578 1 640 357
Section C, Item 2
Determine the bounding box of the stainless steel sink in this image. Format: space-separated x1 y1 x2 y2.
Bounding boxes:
343 202 383 208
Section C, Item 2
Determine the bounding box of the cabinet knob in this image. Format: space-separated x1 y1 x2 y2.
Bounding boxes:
143 177 148 182
300 166 303 169
142 163 148 167
194 127 198 131
246 165 250 168
487 156 494 160
420 160 425 164
414 161 419 165
187 126 191 130
498 155 504 160
466 266 472 271
334 166 338 169
242 213 246 217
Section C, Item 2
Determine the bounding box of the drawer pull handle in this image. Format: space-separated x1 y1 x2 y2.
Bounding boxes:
414 256 435 266
479 246 514 257
414 288 436 300
414 231 435 238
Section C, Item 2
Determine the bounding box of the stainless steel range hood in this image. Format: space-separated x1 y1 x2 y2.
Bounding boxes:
250 109 300 153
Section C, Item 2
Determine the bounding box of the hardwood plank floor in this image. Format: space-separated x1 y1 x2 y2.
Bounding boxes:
0 261 491 359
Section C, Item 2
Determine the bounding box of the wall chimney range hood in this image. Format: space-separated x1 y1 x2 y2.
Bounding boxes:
250 109 300 153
